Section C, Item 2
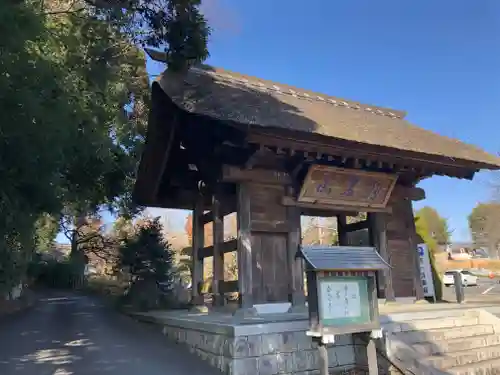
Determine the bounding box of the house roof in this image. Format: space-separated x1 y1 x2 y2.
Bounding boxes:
153 63 500 169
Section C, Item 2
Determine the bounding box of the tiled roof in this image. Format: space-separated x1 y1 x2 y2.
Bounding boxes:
299 246 391 271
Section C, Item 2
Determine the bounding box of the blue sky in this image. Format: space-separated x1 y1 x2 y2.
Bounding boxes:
58 0 500 243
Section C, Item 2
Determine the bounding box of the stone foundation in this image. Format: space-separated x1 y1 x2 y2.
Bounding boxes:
157 316 358 375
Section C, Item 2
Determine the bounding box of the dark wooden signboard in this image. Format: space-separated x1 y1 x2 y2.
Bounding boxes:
298 166 398 209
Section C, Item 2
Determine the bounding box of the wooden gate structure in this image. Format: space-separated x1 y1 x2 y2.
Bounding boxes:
134 58 500 314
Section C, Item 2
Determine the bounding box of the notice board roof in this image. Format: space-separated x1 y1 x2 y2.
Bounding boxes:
299 246 391 271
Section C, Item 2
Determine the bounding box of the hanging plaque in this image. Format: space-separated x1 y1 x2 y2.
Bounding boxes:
298 165 398 208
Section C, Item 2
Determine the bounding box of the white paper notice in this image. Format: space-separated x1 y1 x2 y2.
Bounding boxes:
320 281 361 320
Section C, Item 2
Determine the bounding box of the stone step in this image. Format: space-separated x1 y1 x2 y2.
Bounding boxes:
424 344 500 370
413 334 500 356
386 314 479 333
446 357 500 375
395 324 495 344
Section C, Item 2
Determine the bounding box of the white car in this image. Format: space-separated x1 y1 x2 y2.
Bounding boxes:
443 270 478 287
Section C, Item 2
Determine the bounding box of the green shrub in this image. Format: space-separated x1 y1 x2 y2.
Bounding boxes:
429 252 443 302
30 259 81 289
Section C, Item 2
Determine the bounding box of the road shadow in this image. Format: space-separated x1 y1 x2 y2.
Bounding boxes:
0 293 222 375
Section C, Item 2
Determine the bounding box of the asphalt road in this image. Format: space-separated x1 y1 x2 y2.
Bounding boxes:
0 292 220 375
442 276 500 302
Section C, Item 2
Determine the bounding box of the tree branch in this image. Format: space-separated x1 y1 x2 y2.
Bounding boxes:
76 231 102 245
40 0 85 16
42 7 85 16
60 220 75 242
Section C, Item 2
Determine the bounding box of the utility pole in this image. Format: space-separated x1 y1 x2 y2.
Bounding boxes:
314 217 337 245
317 217 323 245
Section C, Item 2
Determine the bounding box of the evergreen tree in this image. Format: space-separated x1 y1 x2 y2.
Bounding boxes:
118 218 174 284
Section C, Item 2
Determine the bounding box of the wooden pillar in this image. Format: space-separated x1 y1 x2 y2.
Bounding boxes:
369 213 396 302
403 198 425 301
236 182 255 313
191 194 205 308
337 214 348 246
366 335 379 375
212 188 225 307
287 203 306 311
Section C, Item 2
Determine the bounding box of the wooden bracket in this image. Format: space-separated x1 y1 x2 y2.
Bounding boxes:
245 145 273 170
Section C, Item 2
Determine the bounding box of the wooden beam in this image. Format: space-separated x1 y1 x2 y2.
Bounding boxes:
291 161 305 180
369 213 395 301
392 186 426 202
212 188 225 306
288 160 306 193
219 280 239 294
337 214 348 246
251 221 290 233
282 196 393 214
152 115 179 201
223 165 292 185
157 188 212 210
201 211 213 225
201 200 236 224
134 85 179 206
199 239 237 259
298 207 358 217
245 145 272 169
407 186 426 201
366 334 379 375
344 220 370 233
403 199 425 301
191 194 205 306
237 183 254 308
287 204 306 309
247 132 488 173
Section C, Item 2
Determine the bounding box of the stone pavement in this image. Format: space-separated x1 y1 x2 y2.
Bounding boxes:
378 299 500 322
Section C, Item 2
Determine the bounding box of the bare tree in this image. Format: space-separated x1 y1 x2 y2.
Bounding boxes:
60 215 118 273
302 217 338 245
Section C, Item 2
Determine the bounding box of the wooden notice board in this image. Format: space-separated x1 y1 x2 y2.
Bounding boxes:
298 166 398 209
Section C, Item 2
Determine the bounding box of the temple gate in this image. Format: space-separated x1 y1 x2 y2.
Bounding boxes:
133 55 500 374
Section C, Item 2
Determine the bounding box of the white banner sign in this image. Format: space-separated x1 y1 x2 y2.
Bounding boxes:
417 243 436 299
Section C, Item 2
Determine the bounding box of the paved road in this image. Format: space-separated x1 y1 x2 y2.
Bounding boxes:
442 276 500 302
0 292 220 375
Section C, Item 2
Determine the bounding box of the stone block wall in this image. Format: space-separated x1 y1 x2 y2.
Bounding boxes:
161 325 358 375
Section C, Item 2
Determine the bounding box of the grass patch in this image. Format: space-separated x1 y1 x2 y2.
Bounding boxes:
85 276 128 303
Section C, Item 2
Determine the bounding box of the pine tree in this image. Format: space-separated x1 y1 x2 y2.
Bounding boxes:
118 218 174 284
